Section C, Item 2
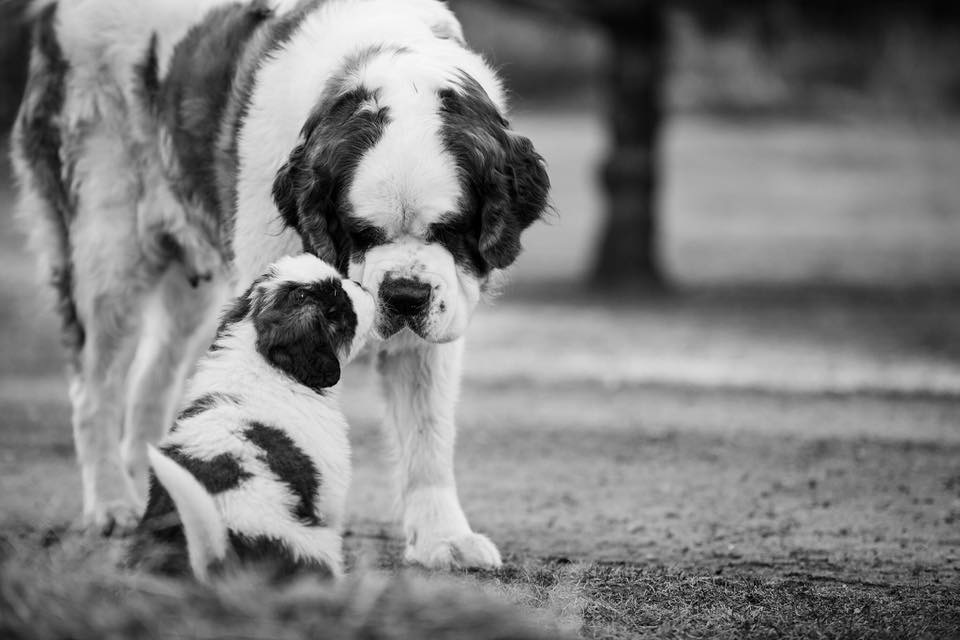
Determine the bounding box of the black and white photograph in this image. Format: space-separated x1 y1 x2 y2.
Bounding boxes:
0 0 958 637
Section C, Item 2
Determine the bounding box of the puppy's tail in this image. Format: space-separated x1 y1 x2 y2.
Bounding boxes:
147 445 229 581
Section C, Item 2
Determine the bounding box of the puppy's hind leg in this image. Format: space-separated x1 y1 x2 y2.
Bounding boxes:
121 268 230 507
147 445 228 582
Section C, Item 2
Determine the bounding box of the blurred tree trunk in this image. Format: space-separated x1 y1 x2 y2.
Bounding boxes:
0 2 30 136
591 1 666 289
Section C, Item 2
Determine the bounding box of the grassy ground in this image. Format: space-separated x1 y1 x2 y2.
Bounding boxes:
2 113 960 638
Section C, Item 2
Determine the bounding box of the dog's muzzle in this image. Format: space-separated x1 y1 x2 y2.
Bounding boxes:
378 275 432 336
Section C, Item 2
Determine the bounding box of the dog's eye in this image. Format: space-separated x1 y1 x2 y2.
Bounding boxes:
294 290 308 304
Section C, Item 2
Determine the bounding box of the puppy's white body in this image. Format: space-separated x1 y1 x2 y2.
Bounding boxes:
141 255 373 578
155 322 351 576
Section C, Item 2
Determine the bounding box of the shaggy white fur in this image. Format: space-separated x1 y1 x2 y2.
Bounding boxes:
145 254 374 579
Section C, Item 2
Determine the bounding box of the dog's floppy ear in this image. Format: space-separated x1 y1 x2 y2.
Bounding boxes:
253 294 341 391
272 142 350 273
299 161 352 275
478 132 550 270
272 143 307 236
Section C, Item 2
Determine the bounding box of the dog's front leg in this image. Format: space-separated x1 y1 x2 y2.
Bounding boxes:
378 338 501 570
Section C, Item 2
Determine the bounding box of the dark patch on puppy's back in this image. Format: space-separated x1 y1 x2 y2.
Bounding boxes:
161 445 252 496
244 421 321 525
139 446 250 528
175 392 241 423
133 444 251 573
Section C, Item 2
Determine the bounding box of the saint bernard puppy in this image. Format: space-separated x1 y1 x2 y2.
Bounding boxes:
137 254 374 581
11 0 549 569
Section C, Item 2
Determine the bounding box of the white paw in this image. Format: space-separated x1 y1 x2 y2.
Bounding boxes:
404 531 502 570
83 499 141 537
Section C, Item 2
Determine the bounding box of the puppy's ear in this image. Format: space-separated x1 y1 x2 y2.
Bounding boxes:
478 132 550 270
254 303 341 391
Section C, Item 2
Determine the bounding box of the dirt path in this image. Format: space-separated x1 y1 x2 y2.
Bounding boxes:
4 342 959 637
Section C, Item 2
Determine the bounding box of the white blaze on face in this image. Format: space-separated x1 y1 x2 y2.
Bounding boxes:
340 279 377 356
342 52 486 343
346 53 462 235
271 253 342 284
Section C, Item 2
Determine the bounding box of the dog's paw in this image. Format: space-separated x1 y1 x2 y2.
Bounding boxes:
83 500 141 537
404 531 502 570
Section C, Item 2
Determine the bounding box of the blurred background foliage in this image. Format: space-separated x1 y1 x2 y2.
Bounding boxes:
451 0 960 117
3 1 960 129
1 1 959 289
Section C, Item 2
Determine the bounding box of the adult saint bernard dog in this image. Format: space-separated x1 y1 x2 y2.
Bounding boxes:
12 0 549 569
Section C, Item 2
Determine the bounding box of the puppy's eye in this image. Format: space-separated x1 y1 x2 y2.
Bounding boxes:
294 290 308 304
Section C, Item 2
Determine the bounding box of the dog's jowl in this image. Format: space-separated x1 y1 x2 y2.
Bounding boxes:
13 0 549 568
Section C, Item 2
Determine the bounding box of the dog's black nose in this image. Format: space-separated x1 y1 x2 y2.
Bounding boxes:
381 277 431 316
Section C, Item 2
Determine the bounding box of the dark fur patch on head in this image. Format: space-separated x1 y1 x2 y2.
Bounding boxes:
14 4 84 365
272 47 404 273
134 33 161 116
226 532 334 581
278 279 358 350
217 0 325 260
133 2 272 258
251 278 354 391
436 73 550 272
175 392 242 423
345 219 389 261
244 422 322 525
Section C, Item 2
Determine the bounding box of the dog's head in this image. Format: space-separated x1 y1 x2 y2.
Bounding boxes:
217 254 375 391
272 44 550 344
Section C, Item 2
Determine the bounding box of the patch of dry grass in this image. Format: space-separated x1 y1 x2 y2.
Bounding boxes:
578 563 960 639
